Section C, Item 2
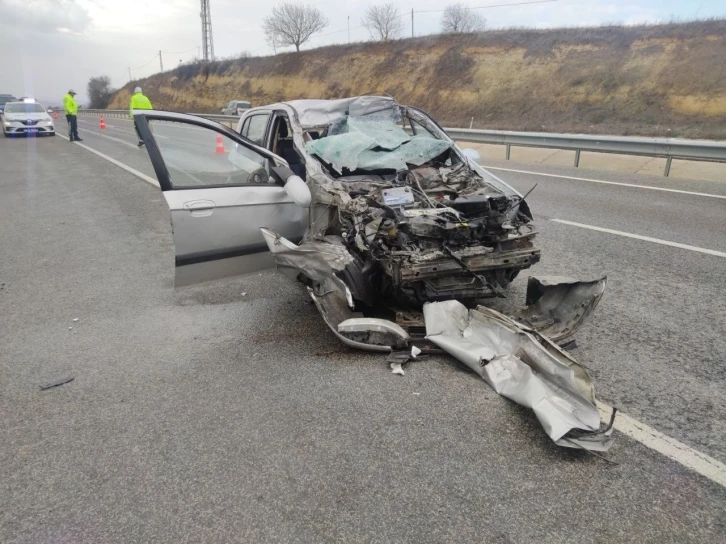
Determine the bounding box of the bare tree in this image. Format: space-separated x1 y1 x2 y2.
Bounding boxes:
441 4 486 33
361 4 404 41
87 76 114 109
263 2 329 52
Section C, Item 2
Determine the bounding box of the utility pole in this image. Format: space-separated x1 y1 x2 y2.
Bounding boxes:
200 0 215 62
159 50 163 72
411 9 414 38
348 16 350 44
128 67 132 82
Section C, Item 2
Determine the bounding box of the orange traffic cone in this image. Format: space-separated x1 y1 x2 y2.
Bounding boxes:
215 134 225 154
99 116 107 129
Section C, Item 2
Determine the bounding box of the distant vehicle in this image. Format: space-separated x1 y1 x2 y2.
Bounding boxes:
2 100 55 137
0 94 17 113
221 100 251 116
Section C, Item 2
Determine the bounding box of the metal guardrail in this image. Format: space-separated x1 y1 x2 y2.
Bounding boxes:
445 128 726 176
79 110 726 177
80 109 239 124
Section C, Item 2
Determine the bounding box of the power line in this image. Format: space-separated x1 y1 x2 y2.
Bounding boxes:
161 46 200 55
130 53 161 72
308 0 561 44
415 0 560 14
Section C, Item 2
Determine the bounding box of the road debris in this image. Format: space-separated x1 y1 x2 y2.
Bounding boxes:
72 318 79 322
509 276 607 342
390 362 405 375
39 376 74 390
423 300 615 452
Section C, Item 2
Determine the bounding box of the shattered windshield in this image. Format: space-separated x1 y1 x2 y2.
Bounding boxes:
305 108 452 175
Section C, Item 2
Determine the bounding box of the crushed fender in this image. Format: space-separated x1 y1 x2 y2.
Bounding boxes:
424 300 615 452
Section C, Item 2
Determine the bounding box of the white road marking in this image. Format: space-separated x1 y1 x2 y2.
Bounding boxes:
57 134 159 188
481 165 726 200
552 219 726 258
81 127 139 149
597 403 726 488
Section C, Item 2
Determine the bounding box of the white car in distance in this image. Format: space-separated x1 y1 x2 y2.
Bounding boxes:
221 100 251 116
2 99 55 137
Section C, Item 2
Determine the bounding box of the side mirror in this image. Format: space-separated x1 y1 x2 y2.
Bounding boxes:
461 147 481 164
284 175 312 208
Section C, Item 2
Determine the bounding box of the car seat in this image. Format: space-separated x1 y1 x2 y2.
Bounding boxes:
276 121 306 180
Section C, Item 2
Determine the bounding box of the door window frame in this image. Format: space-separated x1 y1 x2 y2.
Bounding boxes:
244 113 272 146
134 112 285 192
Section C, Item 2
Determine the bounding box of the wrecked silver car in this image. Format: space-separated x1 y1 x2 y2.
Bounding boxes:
281 96 540 306
133 97 614 453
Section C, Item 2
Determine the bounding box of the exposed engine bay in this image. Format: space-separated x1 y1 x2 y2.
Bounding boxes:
302 103 540 306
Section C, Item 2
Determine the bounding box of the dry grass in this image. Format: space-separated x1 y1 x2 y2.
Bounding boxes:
109 18 726 139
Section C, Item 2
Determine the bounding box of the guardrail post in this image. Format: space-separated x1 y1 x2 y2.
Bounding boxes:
469 117 474 129
574 149 581 168
664 156 673 177
505 144 511 161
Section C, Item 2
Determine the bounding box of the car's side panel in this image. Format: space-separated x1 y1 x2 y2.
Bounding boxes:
164 186 307 285
163 186 307 263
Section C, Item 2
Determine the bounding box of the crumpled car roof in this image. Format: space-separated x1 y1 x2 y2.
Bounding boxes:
271 96 399 128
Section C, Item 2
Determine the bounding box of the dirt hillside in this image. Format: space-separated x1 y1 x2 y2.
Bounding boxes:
109 19 726 139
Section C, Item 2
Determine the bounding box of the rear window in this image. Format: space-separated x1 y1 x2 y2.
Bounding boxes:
5 103 45 113
236 102 251 109
0 96 17 105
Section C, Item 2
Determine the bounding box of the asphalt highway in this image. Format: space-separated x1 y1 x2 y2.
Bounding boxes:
1 116 725 543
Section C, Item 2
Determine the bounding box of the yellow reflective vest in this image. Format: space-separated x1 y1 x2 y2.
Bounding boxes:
129 93 152 118
63 93 78 115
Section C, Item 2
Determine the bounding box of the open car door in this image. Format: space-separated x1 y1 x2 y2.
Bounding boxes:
135 111 308 286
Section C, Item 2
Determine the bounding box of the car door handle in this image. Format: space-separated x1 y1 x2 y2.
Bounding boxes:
183 199 216 217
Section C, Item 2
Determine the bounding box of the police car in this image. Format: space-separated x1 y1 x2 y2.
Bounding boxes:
2 99 55 137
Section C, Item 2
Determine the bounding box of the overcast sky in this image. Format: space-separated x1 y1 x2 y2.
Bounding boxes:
0 0 723 104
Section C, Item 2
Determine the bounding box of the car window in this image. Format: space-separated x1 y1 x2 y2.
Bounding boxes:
148 119 274 187
5 103 45 113
240 116 251 137
245 114 270 146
